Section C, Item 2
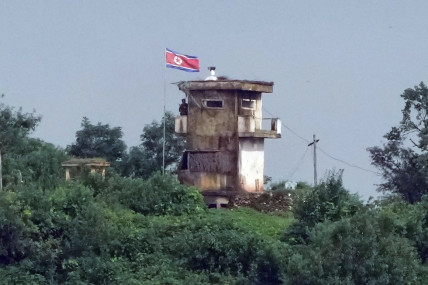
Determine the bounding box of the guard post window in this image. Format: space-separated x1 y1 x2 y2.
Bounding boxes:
241 98 256 109
203 99 224 109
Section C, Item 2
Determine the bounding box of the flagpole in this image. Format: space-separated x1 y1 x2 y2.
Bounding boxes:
162 49 166 175
163 48 199 176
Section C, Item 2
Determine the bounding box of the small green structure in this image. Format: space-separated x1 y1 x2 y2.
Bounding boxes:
61 158 110 180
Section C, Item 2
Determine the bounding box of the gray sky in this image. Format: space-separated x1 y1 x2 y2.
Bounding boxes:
2 1 428 199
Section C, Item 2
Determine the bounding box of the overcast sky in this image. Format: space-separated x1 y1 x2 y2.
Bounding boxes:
2 1 428 199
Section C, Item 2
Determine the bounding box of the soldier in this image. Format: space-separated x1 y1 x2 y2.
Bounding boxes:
179 98 188 115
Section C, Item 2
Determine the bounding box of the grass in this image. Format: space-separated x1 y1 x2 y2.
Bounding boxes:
207 207 294 241
148 207 294 242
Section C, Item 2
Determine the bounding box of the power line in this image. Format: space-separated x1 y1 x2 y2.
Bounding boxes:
283 124 311 144
287 146 309 178
263 107 310 144
262 106 381 176
317 146 381 176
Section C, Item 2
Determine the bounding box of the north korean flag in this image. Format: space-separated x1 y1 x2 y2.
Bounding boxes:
165 48 199 72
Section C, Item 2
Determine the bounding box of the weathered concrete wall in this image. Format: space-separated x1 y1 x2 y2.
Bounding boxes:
188 151 234 174
238 116 255 133
175 115 187 133
187 90 237 149
238 138 265 192
237 92 262 129
186 90 239 184
236 92 263 193
178 170 233 191
176 80 277 200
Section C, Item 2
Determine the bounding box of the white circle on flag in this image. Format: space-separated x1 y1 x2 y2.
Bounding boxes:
174 56 183 65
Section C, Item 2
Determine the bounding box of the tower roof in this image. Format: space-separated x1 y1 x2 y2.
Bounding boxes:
177 80 274 93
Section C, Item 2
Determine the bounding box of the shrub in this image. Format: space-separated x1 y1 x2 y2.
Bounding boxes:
282 208 428 284
2 139 68 190
104 173 206 216
282 171 362 244
165 215 285 284
379 196 428 263
0 264 46 284
0 191 30 265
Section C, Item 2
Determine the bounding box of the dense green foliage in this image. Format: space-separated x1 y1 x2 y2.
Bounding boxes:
282 171 362 245
378 196 428 264
0 102 66 190
67 112 184 179
280 173 428 284
201 208 294 242
67 117 127 170
3 139 68 189
0 178 293 284
368 82 428 203
84 172 205 216
284 205 428 284
120 111 185 178
1 101 427 284
0 102 41 153
2 168 427 284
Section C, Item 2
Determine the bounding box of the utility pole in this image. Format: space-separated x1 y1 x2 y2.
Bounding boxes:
162 110 166 175
308 134 320 186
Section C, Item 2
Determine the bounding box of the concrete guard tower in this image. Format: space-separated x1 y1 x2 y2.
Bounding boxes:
175 68 281 208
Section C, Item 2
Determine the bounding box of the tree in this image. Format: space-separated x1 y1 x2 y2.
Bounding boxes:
284 208 427 284
140 111 185 171
0 103 41 149
120 111 185 178
21 140 68 189
368 82 428 203
0 101 42 190
2 138 68 189
379 196 428 264
118 146 156 179
67 117 126 169
282 171 362 244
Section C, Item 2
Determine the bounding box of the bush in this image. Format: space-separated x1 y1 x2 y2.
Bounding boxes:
283 208 428 284
2 139 68 190
163 215 285 284
0 185 66 281
99 173 206 216
0 264 46 284
282 171 362 244
379 196 428 263
0 191 30 265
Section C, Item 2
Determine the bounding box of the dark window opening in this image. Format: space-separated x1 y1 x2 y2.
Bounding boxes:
180 152 189 170
208 203 228 209
242 99 255 109
203 99 223 109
